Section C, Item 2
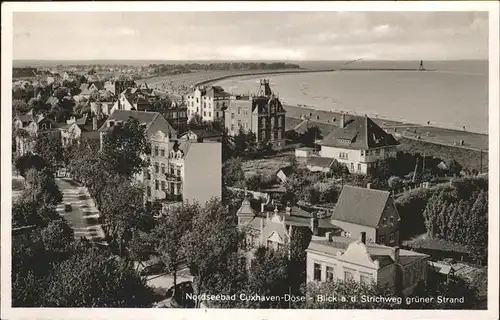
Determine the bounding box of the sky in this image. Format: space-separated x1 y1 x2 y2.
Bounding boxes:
12 11 489 61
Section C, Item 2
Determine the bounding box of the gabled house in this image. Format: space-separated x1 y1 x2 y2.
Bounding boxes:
306 232 429 296
186 85 231 122
179 128 222 143
330 185 400 246
276 166 294 184
60 114 102 147
237 199 341 254
306 157 336 173
318 114 399 174
224 80 286 149
13 112 59 156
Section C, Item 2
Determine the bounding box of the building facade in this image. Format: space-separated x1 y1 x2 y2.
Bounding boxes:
306 232 429 296
225 79 286 149
13 112 60 157
318 114 399 174
185 85 231 122
330 185 401 246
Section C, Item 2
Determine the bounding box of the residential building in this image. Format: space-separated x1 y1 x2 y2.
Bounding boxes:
97 110 221 208
104 79 137 96
60 114 102 147
306 157 336 173
109 87 157 113
330 185 401 246
90 101 114 116
306 232 429 296
98 110 177 202
165 140 222 207
224 79 286 149
276 166 294 184
237 199 341 253
295 147 315 158
178 128 222 143
318 114 399 174
185 85 231 122
13 111 59 156
162 101 188 134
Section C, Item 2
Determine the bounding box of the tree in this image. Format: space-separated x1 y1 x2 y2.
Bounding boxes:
34 134 64 171
43 247 155 307
447 159 463 176
153 204 198 296
12 199 60 228
13 99 30 114
14 153 49 177
300 126 322 147
100 118 151 177
99 176 145 256
222 157 246 188
244 246 290 308
289 227 312 293
183 199 243 307
23 168 62 207
233 127 249 156
41 219 75 260
187 113 203 129
245 174 261 191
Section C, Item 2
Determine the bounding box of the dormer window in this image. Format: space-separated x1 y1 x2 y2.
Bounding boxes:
339 138 351 144
109 121 115 127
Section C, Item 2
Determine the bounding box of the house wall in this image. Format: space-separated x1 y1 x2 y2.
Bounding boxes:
226 101 253 136
306 165 331 173
186 88 230 122
146 131 171 202
329 220 377 243
295 149 312 158
306 250 378 284
183 142 222 206
375 198 401 246
320 146 398 174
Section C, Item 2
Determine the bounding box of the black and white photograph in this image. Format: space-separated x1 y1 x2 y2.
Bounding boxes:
1 2 499 320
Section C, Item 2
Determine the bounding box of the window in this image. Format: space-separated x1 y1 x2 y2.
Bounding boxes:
203 111 206 116
339 152 348 160
161 163 165 174
215 111 219 118
176 168 181 177
350 163 354 171
360 274 371 285
196 98 199 103
344 270 354 282
231 113 235 119
170 165 175 175
375 149 381 156
155 180 159 190
155 162 159 173
361 150 365 156
231 124 235 131
378 235 386 243
267 240 273 248
357 164 361 172
160 148 165 157
144 169 149 180
154 146 159 156
161 181 166 191
146 186 151 197
314 263 322 281
204 102 206 108
326 266 335 282
389 233 396 243
237 120 241 127
238 107 241 114
209 112 211 117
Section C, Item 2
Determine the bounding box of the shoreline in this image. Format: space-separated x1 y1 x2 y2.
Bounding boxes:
144 69 488 151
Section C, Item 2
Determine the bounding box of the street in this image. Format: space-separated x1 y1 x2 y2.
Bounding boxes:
55 178 106 243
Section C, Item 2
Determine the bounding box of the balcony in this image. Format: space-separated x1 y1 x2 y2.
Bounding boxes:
164 193 183 202
165 173 182 182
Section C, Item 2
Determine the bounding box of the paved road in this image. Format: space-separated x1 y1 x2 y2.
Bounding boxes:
55 178 106 243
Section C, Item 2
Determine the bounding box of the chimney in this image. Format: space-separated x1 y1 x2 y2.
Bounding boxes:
325 231 333 242
261 202 265 213
266 211 270 220
366 183 371 189
340 113 345 128
92 116 98 131
285 206 291 215
393 247 400 264
360 232 366 244
310 214 319 236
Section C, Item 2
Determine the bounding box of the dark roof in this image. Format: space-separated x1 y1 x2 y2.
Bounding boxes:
307 157 336 168
276 166 294 176
331 185 391 228
98 110 159 132
319 115 399 150
187 128 222 139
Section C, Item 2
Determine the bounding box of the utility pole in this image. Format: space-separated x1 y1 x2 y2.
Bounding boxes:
422 151 426 173
412 158 419 183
